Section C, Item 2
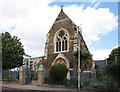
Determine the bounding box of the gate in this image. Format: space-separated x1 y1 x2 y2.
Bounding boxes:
19 66 32 85
24 68 31 84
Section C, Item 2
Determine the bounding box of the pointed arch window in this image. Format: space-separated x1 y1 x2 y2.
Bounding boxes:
55 30 69 52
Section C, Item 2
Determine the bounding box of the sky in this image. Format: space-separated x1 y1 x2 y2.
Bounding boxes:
0 0 119 60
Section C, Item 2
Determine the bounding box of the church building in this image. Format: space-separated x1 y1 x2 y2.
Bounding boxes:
40 7 94 79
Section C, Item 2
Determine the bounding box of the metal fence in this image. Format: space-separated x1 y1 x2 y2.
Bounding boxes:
31 70 38 80
24 69 31 84
43 70 49 83
80 68 119 88
2 70 19 82
29 68 119 88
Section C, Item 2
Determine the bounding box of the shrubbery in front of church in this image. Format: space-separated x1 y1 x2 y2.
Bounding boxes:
49 64 68 84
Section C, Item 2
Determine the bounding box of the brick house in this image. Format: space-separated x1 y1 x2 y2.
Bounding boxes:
39 7 94 79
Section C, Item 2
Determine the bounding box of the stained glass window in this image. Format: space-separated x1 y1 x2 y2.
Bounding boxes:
62 41 64 51
55 30 68 52
59 41 61 51
59 31 65 37
65 40 67 50
56 42 58 51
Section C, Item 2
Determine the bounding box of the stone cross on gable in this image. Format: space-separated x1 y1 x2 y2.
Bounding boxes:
61 5 63 11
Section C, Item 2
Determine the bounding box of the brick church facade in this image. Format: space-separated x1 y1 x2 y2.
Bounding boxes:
40 7 94 79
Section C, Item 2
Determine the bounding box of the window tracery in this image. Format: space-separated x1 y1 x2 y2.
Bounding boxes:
55 29 69 52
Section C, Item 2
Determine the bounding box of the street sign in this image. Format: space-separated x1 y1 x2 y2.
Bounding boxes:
77 69 81 73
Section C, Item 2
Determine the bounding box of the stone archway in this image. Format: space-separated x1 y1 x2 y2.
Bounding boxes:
53 58 68 68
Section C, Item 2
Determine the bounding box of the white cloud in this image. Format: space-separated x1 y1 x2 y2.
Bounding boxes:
91 46 118 60
0 0 58 57
94 2 101 8
63 5 118 48
0 0 118 59
91 49 111 60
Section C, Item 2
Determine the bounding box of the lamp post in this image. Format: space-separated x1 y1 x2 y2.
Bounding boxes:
74 25 81 90
78 27 81 90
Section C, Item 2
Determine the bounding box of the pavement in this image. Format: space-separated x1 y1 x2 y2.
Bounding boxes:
0 81 79 92
0 81 120 92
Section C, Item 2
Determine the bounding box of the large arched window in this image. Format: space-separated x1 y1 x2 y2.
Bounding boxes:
54 28 69 52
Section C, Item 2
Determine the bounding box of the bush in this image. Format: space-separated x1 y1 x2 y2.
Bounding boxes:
61 78 77 88
5 72 13 82
49 64 68 84
69 78 77 86
83 81 91 86
110 77 118 87
62 78 69 85
96 68 104 81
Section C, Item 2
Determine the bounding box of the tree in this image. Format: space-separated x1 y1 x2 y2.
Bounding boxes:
107 46 120 87
107 46 120 64
72 50 92 69
49 64 68 84
2 32 24 70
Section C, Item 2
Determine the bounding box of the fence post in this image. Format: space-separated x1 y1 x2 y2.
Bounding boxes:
108 69 110 87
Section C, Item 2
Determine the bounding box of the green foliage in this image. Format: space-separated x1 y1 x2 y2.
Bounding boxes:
83 81 91 86
72 51 92 60
107 46 120 64
2 32 24 70
62 78 77 86
86 68 108 87
72 50 92 69
81 51 92 61
69 78 77 86
49 64 68 84
89 68 119 87
110 77 118 87
62 78 69 85
72 51 78 59
5 72 13 82
90 80 107 87
84 79 108 87
107 46 120 87
96 68 104 81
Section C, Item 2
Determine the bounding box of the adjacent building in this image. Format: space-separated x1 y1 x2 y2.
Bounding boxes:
23 54 31 69
29 57 42 71
94 60 107 69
